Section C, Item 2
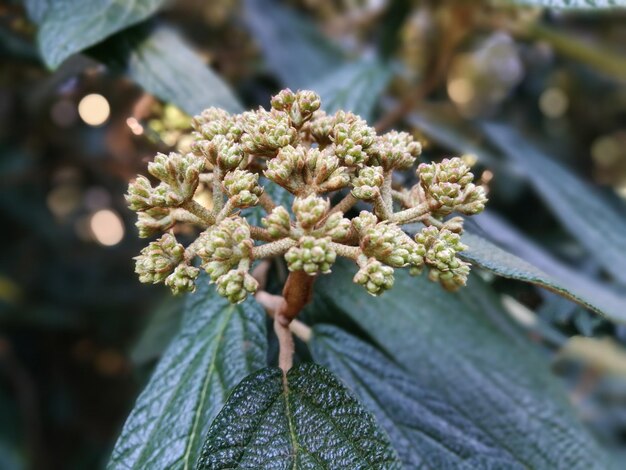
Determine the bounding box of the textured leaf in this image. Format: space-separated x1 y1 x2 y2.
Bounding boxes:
506 0 626 8
196 364 402 469
310 325 522 469
461 231 626 323
91 25 242 116
484 123 626 285
32 0 167 68
243 0 345 89
108 281 267 470
315 261 610 469
315 59 393 121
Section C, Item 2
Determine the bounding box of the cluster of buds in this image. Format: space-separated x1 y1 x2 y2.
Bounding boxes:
126 89 487 303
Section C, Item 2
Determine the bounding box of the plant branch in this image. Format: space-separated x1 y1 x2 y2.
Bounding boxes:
212 166 224 215
259 192 277 213
182 199 215 225
250 226 274 242
251 238 297 259
329 242 361 260
391 203 430 225
329 192 358 216
274 314 294 372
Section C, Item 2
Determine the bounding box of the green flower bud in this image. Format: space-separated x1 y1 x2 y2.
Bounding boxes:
370 130 421 171
320 212 351 241
146 152 204 207
415 226 470 291
305 148 351 193
261 206 292 239
351 211 378 234
223 169 263 208
309 111 335 147
241 109 297 157
216 269 259 303
351 166 384 200
285 236 336 275
136 207 174 238
270 89 296 111
331 111 376 166
197 217 253 276
417 157 487 216
353 255 395 296
264 145 306 192
293 195 329 229
165 264 200 295
360 222 424 268
134 233 184 284
126 175 155 212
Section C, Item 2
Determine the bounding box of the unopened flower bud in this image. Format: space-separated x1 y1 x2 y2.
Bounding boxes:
293 195 329 229
126 175 156 212
415 226 470 291
134 233 184 284
165 264 200 295
265 145 305 192
241 109 297 157
370 131 421 170
223 169 263 208
360 222 424 268
353 255 395 296
352 166 384 200
320 212 351 241
146 152 204 206
197 217 253 272
285 236 336 275
262 206 292 239
216 269 259 303
136 208 174 238
352 211 378 234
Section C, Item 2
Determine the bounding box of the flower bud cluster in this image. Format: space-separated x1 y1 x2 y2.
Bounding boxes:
126 89 487 302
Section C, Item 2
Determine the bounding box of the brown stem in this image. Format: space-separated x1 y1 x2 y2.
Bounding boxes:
259 192 277 213
278 271 316 322
274 314 294 372
373 193 393 221
182 200 215 225
249 226 274 242
329 192 358 216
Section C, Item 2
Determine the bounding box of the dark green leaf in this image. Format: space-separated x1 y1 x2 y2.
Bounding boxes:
243 0 345 89
484 123 626 285
315 59 393 121
461 231 626 323
32 0 167 68
315 261 610 469
108 281 267 470
197 364 402 469
130 296 183 365
91 25 242 116
310 324 522 469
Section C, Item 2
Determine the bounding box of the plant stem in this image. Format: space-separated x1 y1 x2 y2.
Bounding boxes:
259 192 277 213
182 200 215 225
373 193 393 221
381 171 393 213
329 242 360 260
278 271 315 322
391 203 430 225
249 226 274 242
251 238 297 259
171 208 209 228
328 192 358 216
274 314 294 372
212 166 224 215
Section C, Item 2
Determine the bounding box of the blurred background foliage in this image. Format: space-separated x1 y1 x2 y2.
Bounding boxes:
1 0 626 468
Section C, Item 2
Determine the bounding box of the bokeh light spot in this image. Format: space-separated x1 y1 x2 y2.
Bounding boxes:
90 209 124 246
539 88 568 119
78 93 110 126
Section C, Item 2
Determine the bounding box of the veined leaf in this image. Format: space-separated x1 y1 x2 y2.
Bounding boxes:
310 325 522 469
243 0 345 89
108 281 266 470
315 261 610 469
315 59 393 121
461 231 626 323
196 364 402 469
29 0 167 68
483 123 626 285
91 25 242 116
504 0 626 8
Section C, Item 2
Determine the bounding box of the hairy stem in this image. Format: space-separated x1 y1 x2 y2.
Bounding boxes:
249 226 274 242
259 192 277 213
391 203 430 225
329 242 361 260
251 238 297 259
274 314 294 372
381 171 393 213
373 194 393 221
170 208 210 228
212 166 224 215
329 192 358 216
182 199 215 225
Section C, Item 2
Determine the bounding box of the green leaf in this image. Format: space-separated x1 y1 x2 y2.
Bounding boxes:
108 281 267 470
196 364 402 469
31 0 167 68
130 296 183 365
505 0 626 8
243 0 345 89
461 231 626 323
315 261 610 469
310 324 522 469
91 25 242 116
314 59 393 121
483 123 626 286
